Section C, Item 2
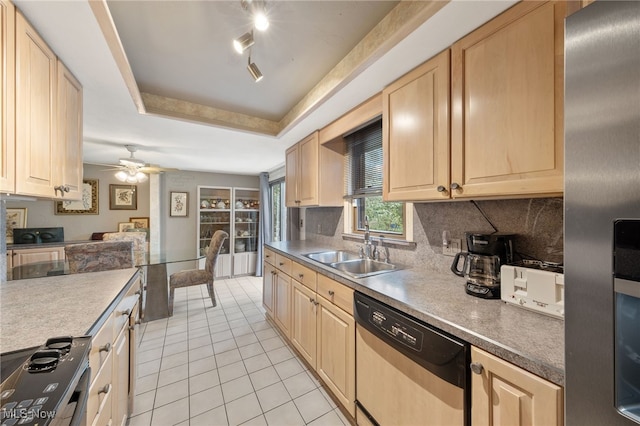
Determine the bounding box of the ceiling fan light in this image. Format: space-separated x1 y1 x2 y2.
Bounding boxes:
254 11 269 31
247 61 263 82
135 171 148 182
233 31 254 54
125 174 138 184
115 170 128 182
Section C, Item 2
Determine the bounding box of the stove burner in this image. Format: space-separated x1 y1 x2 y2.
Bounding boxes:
27 349 61 372
46 342 71 354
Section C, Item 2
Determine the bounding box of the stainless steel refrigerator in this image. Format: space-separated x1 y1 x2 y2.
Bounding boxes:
565 1 640 425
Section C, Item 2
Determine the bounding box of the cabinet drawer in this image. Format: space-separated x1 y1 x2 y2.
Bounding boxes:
292 262 317 291
90 314 113 374
264 248 276 265
317 275 354 315
87 349 113 424
113 295 139 337
125 276 142 298
275 253 292 276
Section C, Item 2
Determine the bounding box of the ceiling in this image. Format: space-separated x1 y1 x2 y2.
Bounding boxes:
12 0 517 176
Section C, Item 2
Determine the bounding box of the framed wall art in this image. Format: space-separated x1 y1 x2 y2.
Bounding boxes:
129 217 149 229
170 191 189 217
110 184 137 210
55 179 99 215
118 222 135 232
6 208 27 244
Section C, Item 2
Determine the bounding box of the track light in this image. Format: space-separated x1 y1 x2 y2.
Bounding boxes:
254 10 269 31
233 31 254 54
247 56 263 82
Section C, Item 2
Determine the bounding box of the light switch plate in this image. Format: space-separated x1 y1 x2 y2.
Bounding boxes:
443 238 462 256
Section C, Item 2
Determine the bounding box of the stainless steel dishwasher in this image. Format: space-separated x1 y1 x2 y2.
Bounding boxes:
354 292 470 426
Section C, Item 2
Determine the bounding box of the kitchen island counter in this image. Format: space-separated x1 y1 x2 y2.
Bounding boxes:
267 241 564 386
0 268 140 353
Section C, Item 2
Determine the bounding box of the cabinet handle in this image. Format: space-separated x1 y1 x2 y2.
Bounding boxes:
279 262 284 266
135 290 142 296
437 185 448 194
119 309 131 317
312 300 319 306
309 297 314 303
328 290 335 297
470 362 484 375
99 343 111 353
298 273 304 279
450 182 462 191
98 384 111 395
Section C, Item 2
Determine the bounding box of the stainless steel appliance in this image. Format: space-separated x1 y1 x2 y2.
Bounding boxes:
0 336 91 426
501 261 564 319
354 292 469 426
565 2 640 424
451 232 514 299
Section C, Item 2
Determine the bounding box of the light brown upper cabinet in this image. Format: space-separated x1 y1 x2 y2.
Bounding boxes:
285 131 343 208
383 49 450 201
15 10 58 198
0 0 15 193
450 1 567 199
57 61 83 200
14 10 83 199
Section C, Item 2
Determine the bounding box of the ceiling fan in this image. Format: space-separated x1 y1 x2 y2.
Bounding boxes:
102 145 175 183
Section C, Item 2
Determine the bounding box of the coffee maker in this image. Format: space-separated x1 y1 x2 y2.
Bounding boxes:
451 232 515 299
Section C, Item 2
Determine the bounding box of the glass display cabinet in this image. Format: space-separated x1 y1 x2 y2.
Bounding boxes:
232 188 260 276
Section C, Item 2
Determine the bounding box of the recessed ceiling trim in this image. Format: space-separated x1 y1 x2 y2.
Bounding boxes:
276 0 449 136
89 0 145 114
93 0 449 138
142 93 280 136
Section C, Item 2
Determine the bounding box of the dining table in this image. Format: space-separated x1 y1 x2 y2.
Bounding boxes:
8 250 205 322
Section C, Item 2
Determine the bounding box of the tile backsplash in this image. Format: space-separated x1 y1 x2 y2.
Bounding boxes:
304 197 564 274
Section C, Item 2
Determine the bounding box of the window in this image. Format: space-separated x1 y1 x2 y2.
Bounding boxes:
269 179 286 242
345 119 408 239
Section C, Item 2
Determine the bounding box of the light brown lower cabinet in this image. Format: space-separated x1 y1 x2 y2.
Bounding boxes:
88 279 140 426
471 346 563 426
11 246 64 266
262 262 276 318
263 257 356 417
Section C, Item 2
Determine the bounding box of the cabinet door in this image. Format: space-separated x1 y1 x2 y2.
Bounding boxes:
471 346 563 426
291 280 317 369
13 246 64 266
214 254 231 278
274 272 292 339
56 61 83 200
451 1 566 198
0 0 15 193
112 324 129 426
298 132 319 206
15 12 57 198
316 296 355 416
285 145 298 207
263 263 276 318
383 49 450 201
6 249 11 270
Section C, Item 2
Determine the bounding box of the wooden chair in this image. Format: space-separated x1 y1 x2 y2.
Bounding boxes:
168 230 228 316
65 241 134 273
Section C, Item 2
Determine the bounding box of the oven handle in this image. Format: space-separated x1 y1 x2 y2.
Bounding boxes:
68 366 91 426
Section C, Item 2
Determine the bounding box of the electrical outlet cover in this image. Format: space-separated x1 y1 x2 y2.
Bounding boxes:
443 238 462 256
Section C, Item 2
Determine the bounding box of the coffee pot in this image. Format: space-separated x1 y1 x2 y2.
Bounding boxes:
451 232 515 299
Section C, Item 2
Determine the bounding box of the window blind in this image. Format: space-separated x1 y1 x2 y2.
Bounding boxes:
344 118 383 198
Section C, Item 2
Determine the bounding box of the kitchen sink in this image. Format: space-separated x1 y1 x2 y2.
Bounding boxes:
303 250 361 264
304 250 399 278
329 258 398 278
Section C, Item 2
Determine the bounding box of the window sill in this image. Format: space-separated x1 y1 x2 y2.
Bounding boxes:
341 233 416 249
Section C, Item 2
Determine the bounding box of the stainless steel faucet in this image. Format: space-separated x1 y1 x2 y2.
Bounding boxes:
360 216 376 260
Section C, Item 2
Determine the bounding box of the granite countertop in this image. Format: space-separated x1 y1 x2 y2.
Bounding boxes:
0 268 140 353
266 241 565 386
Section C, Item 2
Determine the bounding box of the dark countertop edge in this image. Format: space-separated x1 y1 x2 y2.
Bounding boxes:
85 269 141 337
265 242 565 387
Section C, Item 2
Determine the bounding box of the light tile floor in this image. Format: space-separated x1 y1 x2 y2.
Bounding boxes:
128 276 351 426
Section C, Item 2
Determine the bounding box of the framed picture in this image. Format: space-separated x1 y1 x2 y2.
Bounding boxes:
118 222 136 232
6 208 27 244
129 217 149 229
170 191 189 217
110 184 137 210
55 179 99 215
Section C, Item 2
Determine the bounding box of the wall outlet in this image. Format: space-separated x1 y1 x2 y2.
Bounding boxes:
443 238 462 256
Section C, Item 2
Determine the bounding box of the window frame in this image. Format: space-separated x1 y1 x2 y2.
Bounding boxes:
344 199 413 242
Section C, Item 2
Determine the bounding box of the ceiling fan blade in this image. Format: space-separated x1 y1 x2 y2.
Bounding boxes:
139 165 179 173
